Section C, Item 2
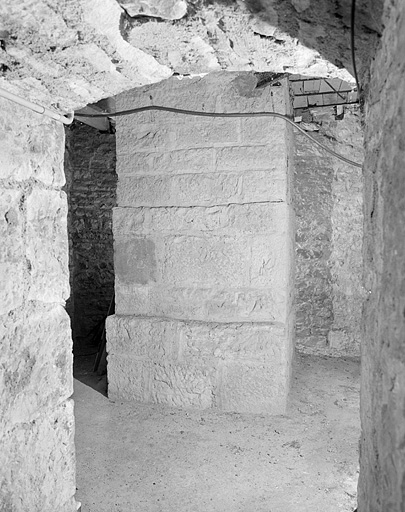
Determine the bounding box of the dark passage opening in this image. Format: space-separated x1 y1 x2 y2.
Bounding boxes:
64 108 117 395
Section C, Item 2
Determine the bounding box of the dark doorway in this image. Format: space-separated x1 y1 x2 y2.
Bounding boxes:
64 107 117 395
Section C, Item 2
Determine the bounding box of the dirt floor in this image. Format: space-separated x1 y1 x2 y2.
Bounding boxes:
73 352 360 512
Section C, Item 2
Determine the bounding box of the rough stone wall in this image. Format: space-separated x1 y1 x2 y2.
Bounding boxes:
124 0 378 81
106 72 295 414
294 118 334 351
0 92 76 511
358 0 405 510
0 0 394 508
294 106 364 357
0 0 381 114
326 109 364 356
64 122 116 351
0 0 171 112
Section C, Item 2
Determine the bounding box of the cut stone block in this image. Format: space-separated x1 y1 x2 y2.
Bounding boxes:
174 118 240 148
107 356 151 402
110 74 295 414
119 124 174 152
117 169 288 208
240 116 285 144
0 189 24 263
149 361 216 409
0 399 76 512
161 235 251 288
0 103 65 185
215 145 285 172
106 315 291 413
0 303 73 425
293 96 308 109
115 284 286 323
117 147 215 176
114 238 157 285
114 202 289 237
26 189 69 303
0 262 26 315
178 320 287 363
106 315 180 359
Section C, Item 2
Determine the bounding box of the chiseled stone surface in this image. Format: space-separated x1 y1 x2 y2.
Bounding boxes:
117 170 287 207
0 97 76 511
115 286 287 323
107 315 290 413
358 0 405 510
108 73 295 413
114 202 289 236
294 106 364 357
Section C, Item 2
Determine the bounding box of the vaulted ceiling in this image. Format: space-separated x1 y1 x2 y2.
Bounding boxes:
0 0 382 111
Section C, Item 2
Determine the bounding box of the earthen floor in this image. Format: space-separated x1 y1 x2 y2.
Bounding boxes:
73 353 360 512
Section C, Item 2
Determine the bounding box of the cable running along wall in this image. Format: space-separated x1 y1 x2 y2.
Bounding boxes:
75 106 362 168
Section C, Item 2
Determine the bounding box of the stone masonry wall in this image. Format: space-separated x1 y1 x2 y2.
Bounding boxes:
64 122 116 352
358 0 405 510
294 106 364 357
106 72 295 414
0 91 76 511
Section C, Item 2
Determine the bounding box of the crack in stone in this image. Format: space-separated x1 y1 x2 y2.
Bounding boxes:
117 200 285 210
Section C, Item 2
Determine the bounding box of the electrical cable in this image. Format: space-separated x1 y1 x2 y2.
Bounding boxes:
351 0 360 93
75 106 362 168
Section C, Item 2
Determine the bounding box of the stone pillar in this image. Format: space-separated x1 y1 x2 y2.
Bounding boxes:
0 90 76 511
107 72 295 414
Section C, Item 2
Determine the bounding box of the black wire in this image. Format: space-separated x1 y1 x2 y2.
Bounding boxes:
351 0 360 92
75 106 362 168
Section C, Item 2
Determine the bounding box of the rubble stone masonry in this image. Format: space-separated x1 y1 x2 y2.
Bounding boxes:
64 123 116 350
294 106 364 357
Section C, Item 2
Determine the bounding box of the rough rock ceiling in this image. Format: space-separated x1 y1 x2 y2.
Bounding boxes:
0 0 382 112
117 0 188 19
